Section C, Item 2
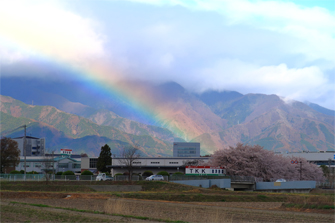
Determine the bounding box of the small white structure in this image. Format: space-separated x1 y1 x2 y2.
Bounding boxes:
185 166 226 175
60 149 72 155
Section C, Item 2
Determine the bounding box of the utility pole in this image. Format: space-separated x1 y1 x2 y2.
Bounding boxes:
299 160 302 181
23 125 27 181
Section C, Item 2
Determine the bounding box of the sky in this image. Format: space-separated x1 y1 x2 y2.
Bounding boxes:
1 0 335 110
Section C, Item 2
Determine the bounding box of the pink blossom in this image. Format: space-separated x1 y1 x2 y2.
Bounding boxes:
209 143 324 181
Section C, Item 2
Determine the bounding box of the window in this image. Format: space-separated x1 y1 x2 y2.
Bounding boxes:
169 162 178 164
34 163 42 168
22 163 30 167
58 163 68 168
72 163 81 169
132 162 141 164
177 148 197 157
89 158 98 168
45 163 54 168
150 162 160 164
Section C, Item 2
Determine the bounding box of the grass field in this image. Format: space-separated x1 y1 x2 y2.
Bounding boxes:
1 181 334 222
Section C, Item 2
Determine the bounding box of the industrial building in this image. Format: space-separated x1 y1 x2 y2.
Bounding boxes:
81 156 209 176
173 142 200 157
16 155 81 174
12 136 45 156
282 151 335 173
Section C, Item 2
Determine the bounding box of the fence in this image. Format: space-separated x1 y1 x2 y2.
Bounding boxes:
0 174 45 181
169 175 229 181
0 174 97 181
316 180 335 189
114 175 140 181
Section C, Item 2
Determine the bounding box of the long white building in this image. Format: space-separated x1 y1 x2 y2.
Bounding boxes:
81 157 209 176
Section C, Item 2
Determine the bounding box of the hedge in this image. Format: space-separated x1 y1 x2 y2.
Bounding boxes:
142 171 153 177
81 170 93 175
157 171 169 176
62 171 75 175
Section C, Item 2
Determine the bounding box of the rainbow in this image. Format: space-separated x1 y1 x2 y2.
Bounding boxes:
0 10 192 141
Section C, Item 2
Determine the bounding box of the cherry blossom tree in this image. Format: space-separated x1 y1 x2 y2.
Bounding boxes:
209 143 323 181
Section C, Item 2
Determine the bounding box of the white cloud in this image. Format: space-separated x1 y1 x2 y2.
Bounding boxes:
1 0 334 109
0 0 105 66
189 59 331 106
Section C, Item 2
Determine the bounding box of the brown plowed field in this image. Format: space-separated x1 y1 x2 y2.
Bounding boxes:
1 191 334 223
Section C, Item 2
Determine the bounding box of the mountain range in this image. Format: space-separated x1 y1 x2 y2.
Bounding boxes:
1 77 334 156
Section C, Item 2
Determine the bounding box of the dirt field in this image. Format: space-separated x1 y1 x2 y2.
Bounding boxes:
1 191 334 223
0 201 160 222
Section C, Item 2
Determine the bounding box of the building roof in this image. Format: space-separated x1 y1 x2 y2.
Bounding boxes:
45 154 81 159
19 156 80 163
13 136 40 139
282 151 335 161
111 157 209 160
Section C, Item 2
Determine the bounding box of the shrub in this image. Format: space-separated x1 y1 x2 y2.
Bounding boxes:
114 173 123 176
62 171 75 175
10 170 21 174
27 171 38 174
56 172 63 175
20 170 24 174
173 172 183 175
142 171 153 177
157 171 169 176
81 170 93 175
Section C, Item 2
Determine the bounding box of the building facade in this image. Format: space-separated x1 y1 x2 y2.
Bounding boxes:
81 157 99 174
12 136 45 156
173 142 200 157
16 155 81 174
282 151 335 166
108 157 209 176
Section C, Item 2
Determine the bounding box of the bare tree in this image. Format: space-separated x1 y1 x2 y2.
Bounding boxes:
43 150 55 184
118 145 141 182
1 137 20 173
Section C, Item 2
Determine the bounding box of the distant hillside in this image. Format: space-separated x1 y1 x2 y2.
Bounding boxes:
0 96 174 156
306 102 334 117
1 77 334 154
196 93 335 152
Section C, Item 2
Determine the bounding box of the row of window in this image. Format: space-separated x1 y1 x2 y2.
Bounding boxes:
176 147 197 151
20 162 80 169
177 151 196 154
177 154 194 157
131 161 180 165
89 158 98 168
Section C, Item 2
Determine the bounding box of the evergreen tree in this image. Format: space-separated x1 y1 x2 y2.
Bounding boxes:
97 144 112 172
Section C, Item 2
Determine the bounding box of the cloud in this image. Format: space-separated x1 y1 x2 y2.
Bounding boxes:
126 0 335 64
189 59 332 107
0 0 105 66
1 0 334 109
